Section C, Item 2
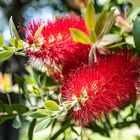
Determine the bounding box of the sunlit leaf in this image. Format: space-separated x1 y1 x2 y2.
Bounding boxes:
85 0 96 32
10 38 23 48
9 16 20 39
30 86 40 96
29 111 46 118
70 28 90 44
38 109 52 116
0 51 14 62
44 100 59 111
0 33 4 46
133 16 140 53
89 30 96 43
66 103 72 110
3 45 14 51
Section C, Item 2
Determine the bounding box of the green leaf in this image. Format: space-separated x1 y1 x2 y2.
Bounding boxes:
44 100 59 111
89 30 96 43
10 38 23 48
38 109 52 116
38 75 60 89
97 10 115 41
34 118 52 132
9 16 20 39
0 51 14 62
51 118 71 140
34 23 45 39
10 104 29 114
29 111 47 118
99 34 121 46
95 10 108 40
104 10 115 34
106 42 126 49
3 45 14 51
85 0 96 32
71 127 79 136
126 0 140 6
15 52 25 56
0 33 4 46
70 28 90 44
14 74 25 89
28 119 36 140
0 101 28 123
0 114 16 124
133 16 140 53
66 103 72 110
1 104 28 115
30 86 40 96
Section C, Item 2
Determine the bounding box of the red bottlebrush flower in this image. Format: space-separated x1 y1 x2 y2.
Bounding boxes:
23 16 90 80
61 50 140 125
23 20 44 45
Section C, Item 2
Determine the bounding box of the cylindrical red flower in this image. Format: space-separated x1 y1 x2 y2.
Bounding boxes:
61 50 140 125
23 16 90 80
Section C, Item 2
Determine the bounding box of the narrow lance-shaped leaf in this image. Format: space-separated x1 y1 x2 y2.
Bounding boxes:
34 23 45 40
44 100 59 111
28 119 36 140
97 10 115 41
95 10 108 40
0 51 14 62
0 33 4 46
104 10 115 35
99 34 121 46
29 111 47 118
9 16 20 40
89 30 96 44
38 109 52 116
106 42 126 49
70 28 90 44
3 45 14 52
51 118 71 140
133 16 140 53
85 0 96 32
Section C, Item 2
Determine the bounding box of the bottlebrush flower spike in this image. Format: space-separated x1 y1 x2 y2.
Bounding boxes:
23 16 90 80
61 50 140 125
